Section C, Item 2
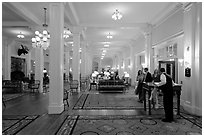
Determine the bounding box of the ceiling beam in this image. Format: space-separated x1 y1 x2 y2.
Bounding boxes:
79 23 148 29
64 3 79 26
4 2 42 26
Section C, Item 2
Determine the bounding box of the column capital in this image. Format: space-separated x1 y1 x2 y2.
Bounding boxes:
143 23 152 38
183 2 193 12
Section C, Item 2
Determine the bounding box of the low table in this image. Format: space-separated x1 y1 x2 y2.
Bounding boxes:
142 82 182 115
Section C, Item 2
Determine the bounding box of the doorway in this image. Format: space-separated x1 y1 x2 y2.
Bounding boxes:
159 60 178 83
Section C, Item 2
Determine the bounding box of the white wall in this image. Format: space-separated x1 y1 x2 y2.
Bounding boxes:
101 57 113 69
151 3 202 116
152 9 183 45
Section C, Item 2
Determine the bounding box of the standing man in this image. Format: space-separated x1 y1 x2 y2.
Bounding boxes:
138 68 152 103
156 68 174 122
144 68 152 82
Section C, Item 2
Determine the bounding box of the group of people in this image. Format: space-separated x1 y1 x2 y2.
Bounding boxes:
135 67 175 122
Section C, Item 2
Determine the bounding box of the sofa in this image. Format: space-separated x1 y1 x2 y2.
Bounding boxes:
98 80 125 92
2 80 22 93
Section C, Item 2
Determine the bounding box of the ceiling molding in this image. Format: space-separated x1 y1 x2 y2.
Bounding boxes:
4 2 42 26
64 5 76 25
152 3 183 28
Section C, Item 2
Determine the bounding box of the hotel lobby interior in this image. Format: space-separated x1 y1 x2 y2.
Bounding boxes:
1 2 202 135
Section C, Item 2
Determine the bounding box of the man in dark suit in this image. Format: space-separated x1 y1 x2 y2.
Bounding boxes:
138 68 152 103
156 68 174 122
144 68 152 82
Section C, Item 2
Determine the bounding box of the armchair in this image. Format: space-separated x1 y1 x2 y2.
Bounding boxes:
28 80 40 92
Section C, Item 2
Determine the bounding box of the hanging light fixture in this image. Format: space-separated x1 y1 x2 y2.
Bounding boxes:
32 8 50 50
17 32 25 39
107 32 113 39
112 9 122 20
63 28 72 39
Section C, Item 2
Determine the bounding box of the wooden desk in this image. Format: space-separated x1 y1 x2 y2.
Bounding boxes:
142 82 182 115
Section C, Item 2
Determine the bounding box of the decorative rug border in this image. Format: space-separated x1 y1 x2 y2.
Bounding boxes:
2 115 40 135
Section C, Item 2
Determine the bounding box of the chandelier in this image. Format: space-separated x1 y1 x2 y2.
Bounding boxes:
17 32 25 39
107 33 113 39
32 8 50 50
112 9 122 20
63 28 72 39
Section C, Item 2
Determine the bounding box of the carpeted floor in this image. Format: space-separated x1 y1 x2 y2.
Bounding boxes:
73 92 176 110
2 115 39 135
74 93 145 110
56 115 202 135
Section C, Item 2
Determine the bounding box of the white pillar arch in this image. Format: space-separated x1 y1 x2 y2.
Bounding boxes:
130 45 136 86
3 39 12 80
64 44 70 82
26 49 32 78
35 48 44 93
72 27 82 92
48 3 64 114
80 42 86 77
144 26 153 73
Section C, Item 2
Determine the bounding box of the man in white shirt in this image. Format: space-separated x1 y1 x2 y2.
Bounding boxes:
156 68 174 122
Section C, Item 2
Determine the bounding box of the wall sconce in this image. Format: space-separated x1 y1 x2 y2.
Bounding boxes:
184 46 191 77
178 58 184 66
184 46 191 68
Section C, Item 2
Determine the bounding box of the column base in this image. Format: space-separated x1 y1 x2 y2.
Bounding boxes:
77 87 80 92
48 103 64 114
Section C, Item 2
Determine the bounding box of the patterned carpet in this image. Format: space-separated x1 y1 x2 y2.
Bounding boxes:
73 93 148 110
56 115 202 135
2 115 39 135
72 92 179 110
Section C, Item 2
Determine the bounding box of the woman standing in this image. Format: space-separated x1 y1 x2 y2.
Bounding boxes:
149 69 160 109
135 70 145 103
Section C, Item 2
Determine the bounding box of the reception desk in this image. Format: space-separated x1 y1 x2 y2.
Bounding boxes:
142 82 182 115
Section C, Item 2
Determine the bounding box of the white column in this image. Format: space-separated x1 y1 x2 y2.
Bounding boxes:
35 48 44 92
89 55 93 74
26 49 32 77
80 42 86 77
64 45 70 81
3 39 12 80
48 3 64 114
130 45 136 86
153 48 159 70
118 52 124 78
87 52 92 75
182 2 202 115
72 27 81 92
144 29 153 73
